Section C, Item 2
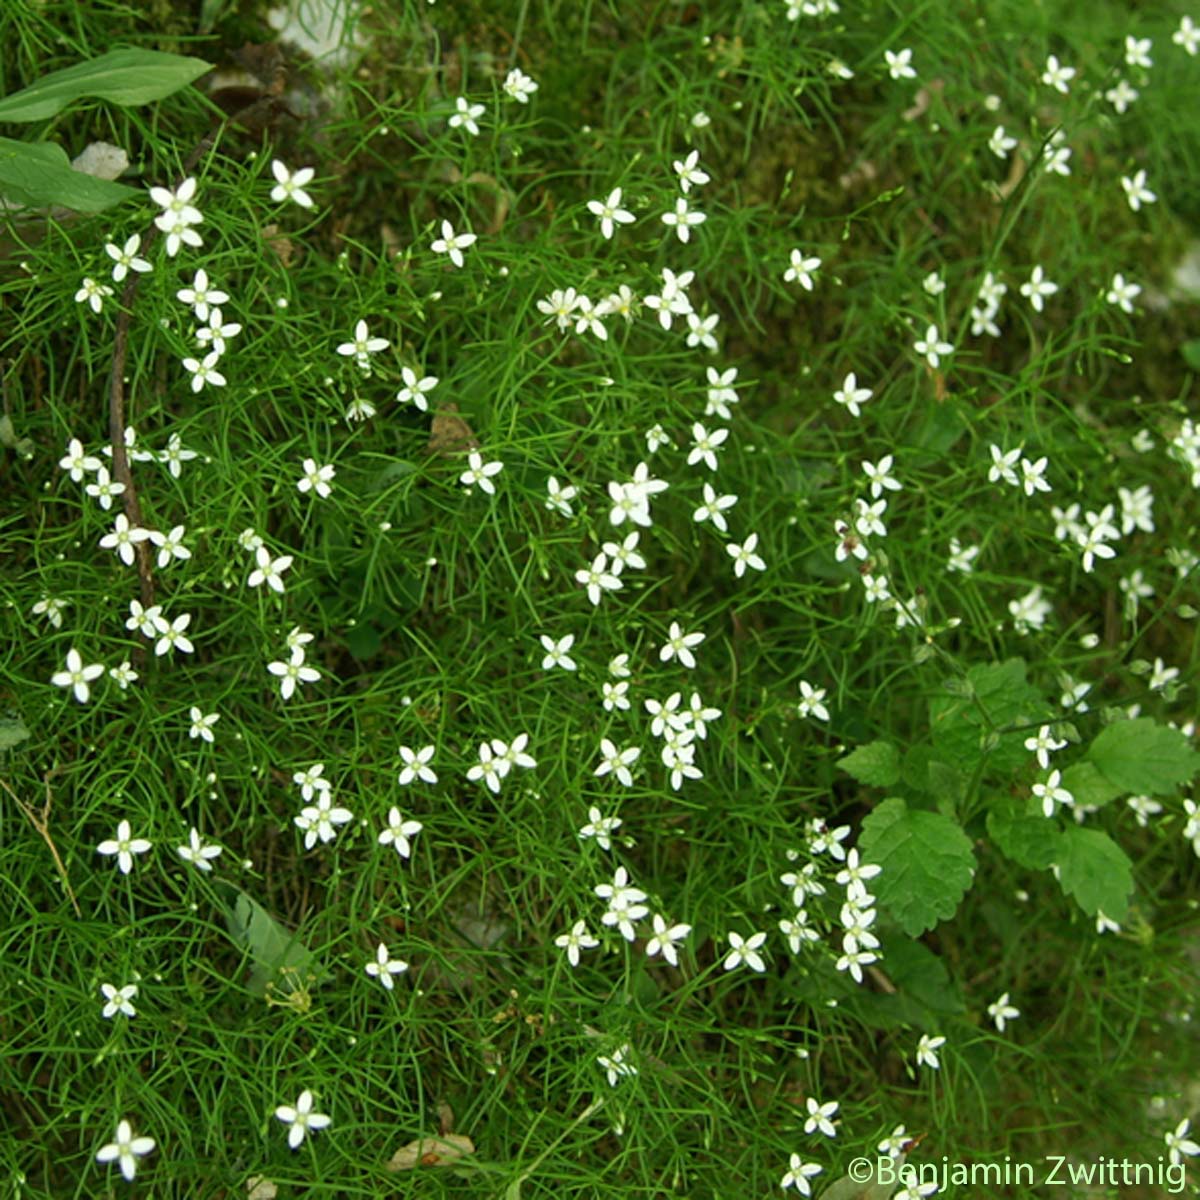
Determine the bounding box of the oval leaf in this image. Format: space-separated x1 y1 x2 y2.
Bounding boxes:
0 49 212 123
0 137 139 212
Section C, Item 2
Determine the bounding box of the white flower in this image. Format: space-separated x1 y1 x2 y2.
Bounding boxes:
540 633 577 671
1105 79 1139 113
1043 131 1072 175
693 482 738 532
780 1153 823 1195
988 125 1018 158
923 271 946 296
594 738 641 787
1165 1118 1200 1166
176 268 228 322
597 1044 637 1086
365 942 409 990
181 350 226 392
1120 169 1157 212
685 311 720 351
987 991 1020 1032
396 366 438 411
176 827 222 871
270 159 315 208
84 466 126 510
248 545 294 593
459 450 504 494
51 648 105 704
645 914 691 966
96 1119 155 1182
796 680 829 721
578 805 622 850
1024 725 1066 770
188 707 220 743
1173 16 1200 55
75 276 114 313
987 444 1022 486
268 648 320 700
1105 273 1141 313
31 595 67 629
58 437 101 481
673 149 710 193
555 919 599 966
659 621 705 668
97 819 152 875
687 422 728 471
297 458 336 498
148 524 191 568
109 661 138 689
154 612 195 657
915 1033 946 1070
275 1090 331 1149
195 307 242 356
835 848 883 903
913 322 954 368
100 982 138 1019
804 1097 839 1138
1018 455 1051 496
502 67 539 102
1019 265 1058 312
884 47 916 79
104 234 152 282
336 318 389 369
587 187 635 240
661 196 706 243
723 929 767 972
430 219 477 267
448 95 484 136
726 532 766 577
575 552 623 605
378 807 423 857
1125 35 1153 68
99 513 152 566
1040 54 1076 93
833 372 872 417
397 745 438 786
545 476 578 517
862 454 902 498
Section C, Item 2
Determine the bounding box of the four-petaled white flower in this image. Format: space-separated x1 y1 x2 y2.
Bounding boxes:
540 633 577 671
1032 768 1074 817
916 1033 946 1070
1106 272 1141 313
177 268 228 322
913 323 954 368
248 545 294 593
75 276 114 314
149 524 191 568
100 982 138 1019
51 648 105 703
397 745 438 786
431 219 477 267
297 458 336 498
884 48 916 80
576 552 623 605
105 234 152 283
270 159 315 208
545 476 578 516
989 125 1018 158
97 819 152 875
661 196 706 243
555 919 599 966
796 680 830 721
378 807 423 857
188 706 220 742
396 366 438 411
83 466 126 512
1165 1118 1200 1166
59 437 102 481
673 149 710 193
578 805 622 850
726 533 766 578
1024 724 1066 769
687 422 728 471
1019 265 1058 312
268 648 320 700
723 929 768 972
182 351 226 392
660 621 705 668
448 96 485 136
96 1118 156 1182
1041 54 1076 94
987 991 1020 1032
365 942 409 989
587 187 636 240
645 914 691 966
154 612 195 657
459 450 504 494
336 319 389 368
804 1097 840 1138
503 67 539 103
275 1090 331 1149
177 827 223 871
594 738 641 786
780 1153 824 1196
833 372 873 418
1120 169 1157 212
99 514 152 566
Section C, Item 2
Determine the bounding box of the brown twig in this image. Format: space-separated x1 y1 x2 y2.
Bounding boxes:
2 773 81 918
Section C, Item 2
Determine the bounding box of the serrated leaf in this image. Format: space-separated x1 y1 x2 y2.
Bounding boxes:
838 740 901 787
1060 761 1125 809
0 49 211 122
1054 827 1133 921
216 884 317 998
0 138 139 212
929 658 1053 775
987 802 1059 870
1085 717 1200 796
859 797 976 936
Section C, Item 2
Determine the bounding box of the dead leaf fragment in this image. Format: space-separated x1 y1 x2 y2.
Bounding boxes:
427 402 478 456
261 223 297 266
246 1175 278 1199
387 1133 475 1170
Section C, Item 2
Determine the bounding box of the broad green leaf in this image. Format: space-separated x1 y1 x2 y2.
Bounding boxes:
859 797 976 936
0 137 139 212
1055 826 1133 921
1085 717 1200 796
881 935 965 1015
217 884 317 998
818 1158 906 1200
0 49 212 122
929 658 1052 774
1060 761 1125 809
838 740 901 787
0 714 30 750
987 801 1058 870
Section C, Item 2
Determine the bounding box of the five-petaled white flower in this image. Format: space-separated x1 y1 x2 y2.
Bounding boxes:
431 219 477 267
51 648 105 703
177 827 222 871
270 159 315 208
723 929 768 972
97 819 152 875
100 982 138 1019
275 1090 331 1149
459 450 504 494
448 96 485 136
587 187 636 240
297 458 335 498
96 1118 155 1182
365 942 409 990
378 807 423 857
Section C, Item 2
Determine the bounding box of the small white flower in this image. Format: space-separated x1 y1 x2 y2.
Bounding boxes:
396 366 438 412
594 738 641 787
188 706 220 743
378 807 423 857
644 914 691 966
270 159 315 208
803 1097 840 1138
448 95 485 136
723 929 768 972
97 819 152 875
1120 168 1157 212
397 745 438 786
726 532 766 577
659 621 705 669
586 187 635 240
987 991 1020 1032
100 982 138 1019
1173 16 1200 56
365 942 409 990
1019 265 1059 312
915 1033 946 1070
96 1118 156 1182
784 248 822 289
540 633 577 671
296 458 336 499
502 67 539 103
555 919 599 966
51 648 105 704
104 234 152 283
176 827 222 871
672 149 710 193
1105 272 1141 313
545 476 578 517
686 423 728 471
274 1090 331 1149
661 196 706 243
913 323 954 369
796 680 830 721
459 450 504 495
833 372 872 418
988 125 1018 158
430 219 476 267
75 276 114 314
1041 54 1076 94
884 48 916 80
181 350 226 392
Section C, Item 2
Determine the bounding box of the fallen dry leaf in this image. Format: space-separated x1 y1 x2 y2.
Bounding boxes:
427 402 479 456
261 223 297 267
386 1133 475 1170
246 1175 277 1199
